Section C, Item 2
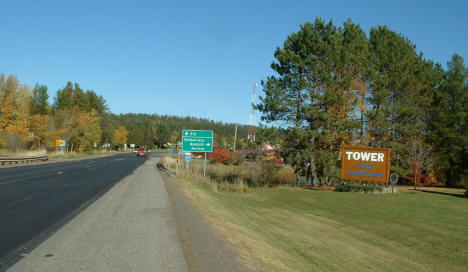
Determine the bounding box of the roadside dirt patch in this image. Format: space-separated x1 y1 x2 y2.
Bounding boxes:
161 172 255 272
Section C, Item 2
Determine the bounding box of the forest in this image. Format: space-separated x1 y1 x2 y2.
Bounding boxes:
256 18 467 188
0 77 251 154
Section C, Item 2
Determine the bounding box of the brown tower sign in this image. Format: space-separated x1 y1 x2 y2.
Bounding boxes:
341 146 391 183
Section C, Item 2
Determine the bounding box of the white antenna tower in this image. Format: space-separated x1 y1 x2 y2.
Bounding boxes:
248 83 257 141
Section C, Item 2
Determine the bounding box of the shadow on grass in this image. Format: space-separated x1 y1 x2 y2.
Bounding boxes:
413 189 467 198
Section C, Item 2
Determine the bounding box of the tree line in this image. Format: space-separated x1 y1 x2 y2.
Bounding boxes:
256 18 467 188
0 76 251 153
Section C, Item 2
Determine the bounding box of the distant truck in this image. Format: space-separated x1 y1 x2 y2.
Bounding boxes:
136 148 146 157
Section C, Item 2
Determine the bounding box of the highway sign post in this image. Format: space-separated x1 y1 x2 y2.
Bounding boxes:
389 173 398 193
182 130 213 179
55 139 65 151
55 139 65 147
185 155 191 172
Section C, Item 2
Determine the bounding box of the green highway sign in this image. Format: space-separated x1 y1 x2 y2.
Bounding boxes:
182 130 213 152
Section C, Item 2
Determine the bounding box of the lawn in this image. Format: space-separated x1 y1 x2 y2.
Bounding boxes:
173 178 468 272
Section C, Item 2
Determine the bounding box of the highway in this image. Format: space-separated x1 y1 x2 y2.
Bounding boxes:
0 152 147 268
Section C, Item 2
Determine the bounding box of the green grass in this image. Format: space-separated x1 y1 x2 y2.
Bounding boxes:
173 178 468 272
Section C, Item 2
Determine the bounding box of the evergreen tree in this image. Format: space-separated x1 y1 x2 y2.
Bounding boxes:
30 84 49 115
257 19 369 184
430 54 468 187
367 26 439 177
53 82 74 111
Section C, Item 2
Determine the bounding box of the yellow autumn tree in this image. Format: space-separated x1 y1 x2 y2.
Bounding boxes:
0 93 15 130
53 107 81 151
7 85 32 138
75 110 102 152
0 83 32 151
29 114 52 150
114 125 127 149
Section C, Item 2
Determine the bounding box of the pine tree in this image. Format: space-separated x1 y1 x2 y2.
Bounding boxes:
367 26 439 178
257 19 370 185
30 84 49 115
430 54 468 187
54 82 74 111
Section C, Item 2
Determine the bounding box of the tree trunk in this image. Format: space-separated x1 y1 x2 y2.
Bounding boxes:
311 156 318 185
446 166 453 187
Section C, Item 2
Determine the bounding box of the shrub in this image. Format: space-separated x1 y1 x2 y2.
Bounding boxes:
361 184 370 193
209 147 231 164
259 162 281 186
335 183 352 192
228 151 244 165
335 183 384 193
161 156 297 191
276 167 297 186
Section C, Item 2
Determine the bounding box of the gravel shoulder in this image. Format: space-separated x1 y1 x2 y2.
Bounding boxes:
161 170 252 272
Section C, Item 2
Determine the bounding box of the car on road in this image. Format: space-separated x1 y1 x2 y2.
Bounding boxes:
136 148 146 157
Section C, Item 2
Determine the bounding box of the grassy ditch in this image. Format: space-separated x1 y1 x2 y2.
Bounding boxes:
0 149 47 157
172 174 468 272
162 157 296 192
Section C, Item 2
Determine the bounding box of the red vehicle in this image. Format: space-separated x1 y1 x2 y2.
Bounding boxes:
136 148 146 157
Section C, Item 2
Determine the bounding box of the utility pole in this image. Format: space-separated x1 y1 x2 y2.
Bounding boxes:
233 124 238 151
248 83 257 141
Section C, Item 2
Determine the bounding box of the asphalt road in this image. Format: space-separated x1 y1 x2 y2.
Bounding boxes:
0 152 147 268
6 154 186 272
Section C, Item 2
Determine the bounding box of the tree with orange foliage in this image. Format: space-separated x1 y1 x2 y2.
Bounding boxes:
29 114 52 150
0 93 15 130
209 147 231 164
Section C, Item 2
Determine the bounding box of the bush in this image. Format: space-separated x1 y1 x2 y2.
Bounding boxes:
209 147 231 164
335 183 384 193
335 183 352 192
228 151 244 165
162 156 297 191
259 162 281 186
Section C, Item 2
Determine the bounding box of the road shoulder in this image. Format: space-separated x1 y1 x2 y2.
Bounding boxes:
7 156 187 272
162 172 252 272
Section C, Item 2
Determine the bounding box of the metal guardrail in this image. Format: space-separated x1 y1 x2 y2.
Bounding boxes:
0 156 48 165
156 162 176 177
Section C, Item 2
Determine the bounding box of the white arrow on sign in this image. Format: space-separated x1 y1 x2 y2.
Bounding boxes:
206 143 211 146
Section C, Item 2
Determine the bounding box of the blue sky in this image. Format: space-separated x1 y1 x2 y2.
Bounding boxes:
1 0 467 125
